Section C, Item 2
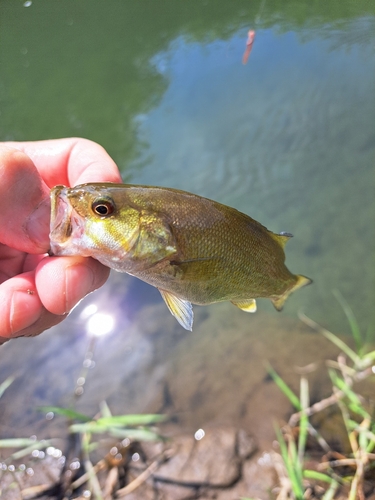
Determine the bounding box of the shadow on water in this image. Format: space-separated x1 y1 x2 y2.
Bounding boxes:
0 2 374 488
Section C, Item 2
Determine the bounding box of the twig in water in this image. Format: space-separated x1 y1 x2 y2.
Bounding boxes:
116 449 173 498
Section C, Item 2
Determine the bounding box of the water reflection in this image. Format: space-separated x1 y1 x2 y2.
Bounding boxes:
128 19 375 334
194 428 206 441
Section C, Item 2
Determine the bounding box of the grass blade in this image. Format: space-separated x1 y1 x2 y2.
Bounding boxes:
274 425 304 499
299 314 361 366
289 431 304 494
322 479 339 500
38 406 91 422
266 363 301 410
99 400 112 418
96 414 166 426
69 422 115 434
329 370 370 420
297 377 309 464
0 438 38 448
81 432 103 500
333 290 362 354
69 414 166 434
108 428 162 441
0 376 14 399
10 440 53 460
303 470 336 483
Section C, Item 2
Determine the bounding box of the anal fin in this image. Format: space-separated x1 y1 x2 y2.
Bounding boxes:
159 289 194 331
231 298 257 313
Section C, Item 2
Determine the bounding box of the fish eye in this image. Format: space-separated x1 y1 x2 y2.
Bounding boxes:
92 199 115 217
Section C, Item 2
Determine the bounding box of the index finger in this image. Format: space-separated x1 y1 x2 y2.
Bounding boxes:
3 137 123 188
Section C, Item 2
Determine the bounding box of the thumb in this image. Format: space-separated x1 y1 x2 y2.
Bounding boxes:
0 146 50 254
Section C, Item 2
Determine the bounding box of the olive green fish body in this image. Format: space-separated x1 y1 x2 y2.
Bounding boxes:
124 193 294 302
50 183 311 330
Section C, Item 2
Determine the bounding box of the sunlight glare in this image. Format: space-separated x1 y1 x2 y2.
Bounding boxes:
86 312 115 337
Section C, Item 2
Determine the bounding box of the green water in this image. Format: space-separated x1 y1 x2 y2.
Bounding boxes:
0 0 374 448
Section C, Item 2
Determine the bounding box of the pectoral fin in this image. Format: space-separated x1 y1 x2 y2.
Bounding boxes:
159 289 194 331
231 299 257 313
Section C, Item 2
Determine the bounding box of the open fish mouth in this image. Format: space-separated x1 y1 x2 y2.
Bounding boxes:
49 186 85 256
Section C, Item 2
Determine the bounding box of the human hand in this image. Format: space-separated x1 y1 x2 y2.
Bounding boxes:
0 138 122 343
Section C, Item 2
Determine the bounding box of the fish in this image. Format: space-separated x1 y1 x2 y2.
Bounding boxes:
49 183 312 330
242 29 256 65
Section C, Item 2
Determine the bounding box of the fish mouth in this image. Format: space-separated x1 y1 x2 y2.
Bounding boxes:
49 186 84 256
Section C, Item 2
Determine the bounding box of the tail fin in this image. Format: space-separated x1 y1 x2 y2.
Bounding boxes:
271 275 312 311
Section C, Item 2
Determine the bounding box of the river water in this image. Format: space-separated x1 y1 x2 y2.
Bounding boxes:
0 0 374 460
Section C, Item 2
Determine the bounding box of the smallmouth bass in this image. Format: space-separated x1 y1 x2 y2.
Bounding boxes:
49 183 312 330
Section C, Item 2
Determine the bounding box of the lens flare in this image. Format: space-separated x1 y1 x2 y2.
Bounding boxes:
80 303 98 319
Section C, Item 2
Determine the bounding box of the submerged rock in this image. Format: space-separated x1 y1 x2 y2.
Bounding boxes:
124 425 273 499
153 426 242 486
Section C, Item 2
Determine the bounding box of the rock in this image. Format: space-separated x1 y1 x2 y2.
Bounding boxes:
154 426 241 487
134 427 278 500
198 452 275 500
240 453 276 498
237 428 257 459
154 482 197 500
119 482 155 500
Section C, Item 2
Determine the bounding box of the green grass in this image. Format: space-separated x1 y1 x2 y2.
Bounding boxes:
265 293 375 499
0 395 166 499
0 362 166 499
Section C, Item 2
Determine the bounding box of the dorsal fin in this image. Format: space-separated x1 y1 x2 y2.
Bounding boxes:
270 231 293 249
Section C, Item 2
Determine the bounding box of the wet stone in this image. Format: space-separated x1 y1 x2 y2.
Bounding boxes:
119 481 156 500
197 453 275 500
133 427 277 500
155 482 197 500
153 425 241 487
237 428 257 459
